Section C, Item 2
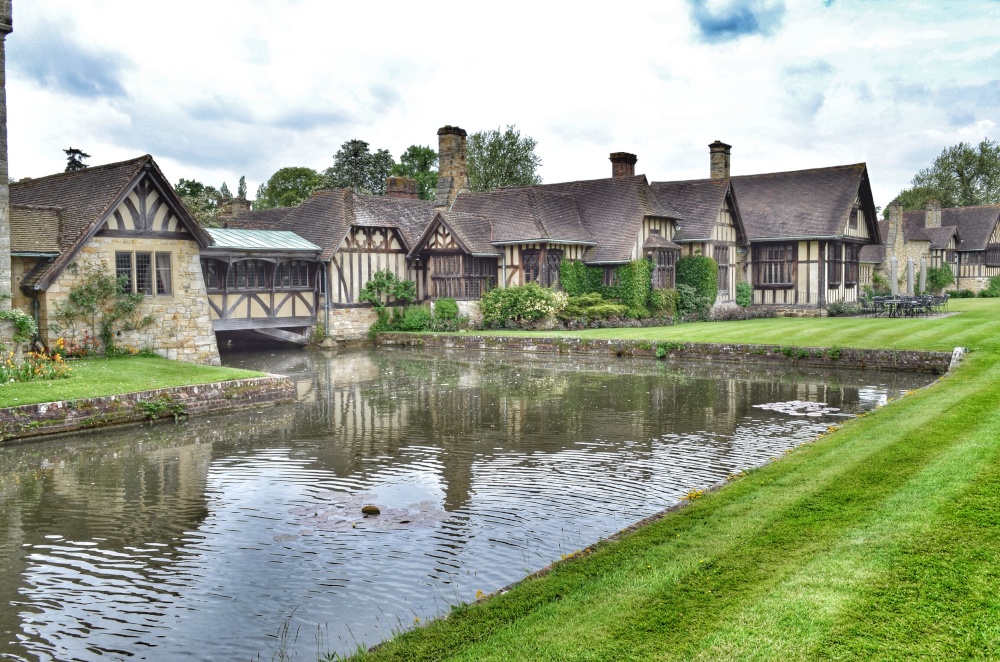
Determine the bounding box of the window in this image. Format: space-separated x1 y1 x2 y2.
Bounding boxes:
203 261 222 290
848 204 859 231
844 244 859 286
430 254 497 299
521 248 562 287
647 248 677 289
276 261 310 288
115 251 171 296
226 260 269 290
827 243 843 286
713 245 730 294
522 249 541 283
754 244 794 287
986 246 1000 266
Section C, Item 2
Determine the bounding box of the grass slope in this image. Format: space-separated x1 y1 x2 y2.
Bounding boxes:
357 299 1000 661
0 356 263 408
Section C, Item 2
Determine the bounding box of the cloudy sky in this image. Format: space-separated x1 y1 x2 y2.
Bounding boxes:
7 0 999 207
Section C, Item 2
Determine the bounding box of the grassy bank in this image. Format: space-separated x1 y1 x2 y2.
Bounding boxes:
0 356 263 408
357 299 1000 660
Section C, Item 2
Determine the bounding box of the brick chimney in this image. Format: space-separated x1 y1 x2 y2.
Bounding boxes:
709 140 731 179
609 152 637 178
386 176 419 199
435 125 468 208
216 197 252 220
924 198 941 228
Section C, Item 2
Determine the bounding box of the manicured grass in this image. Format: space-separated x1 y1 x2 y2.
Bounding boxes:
0 356 264 408
357 299 1000 660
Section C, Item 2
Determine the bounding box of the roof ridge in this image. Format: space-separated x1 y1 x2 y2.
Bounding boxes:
732 162 866 179
11 155 150 186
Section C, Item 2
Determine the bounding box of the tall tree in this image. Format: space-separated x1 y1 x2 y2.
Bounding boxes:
892 138 1000 213
254 166 322 209
64 147 90 172
391 145 438 200
466 125 542 192
174 178 221 227
219 182 232 199
322 139 394 195
237 176 247 199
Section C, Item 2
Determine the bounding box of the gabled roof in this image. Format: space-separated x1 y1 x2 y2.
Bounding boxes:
415 211 499 257
526 175 680 263
859 220 888 263
449 187 595 245
230 190 435 261
204 228 321 252
900 212 959 249
11 155 212 291
937 205 1000 251
650 177 745 243
731 163 879 243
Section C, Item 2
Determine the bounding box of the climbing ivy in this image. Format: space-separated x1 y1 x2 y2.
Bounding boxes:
676 255 718 307
607 259 653 317
558 259 602 296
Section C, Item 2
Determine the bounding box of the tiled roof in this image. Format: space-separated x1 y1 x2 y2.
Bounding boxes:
527 175 680 263
353 195 435 248
450 187 594 245
860 220 887 263
940 205 1000 251
438 212 498 256
204 228 320 252
10 155 211 290
224 207 292 229
651 178 742 242
732 163 874 241
10 205 61 253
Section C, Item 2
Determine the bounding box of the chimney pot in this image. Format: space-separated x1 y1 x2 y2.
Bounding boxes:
709 140 732 180
609 152 637 178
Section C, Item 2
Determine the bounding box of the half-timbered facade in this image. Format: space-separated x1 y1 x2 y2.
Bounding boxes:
200 228 323 344
731 163 880 308
650 178 745 303
10 156 221 364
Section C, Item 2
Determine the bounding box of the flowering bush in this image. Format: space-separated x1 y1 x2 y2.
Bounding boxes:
480 283 566 328
51 333 101 359
0 350 71 383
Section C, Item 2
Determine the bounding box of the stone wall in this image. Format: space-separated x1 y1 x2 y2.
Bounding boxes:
0 375 294 444
379 333 953 374
38 237 220 365
325 306 377 341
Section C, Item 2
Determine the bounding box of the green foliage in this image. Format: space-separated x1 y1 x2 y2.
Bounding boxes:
892 138 1000 211
391 305 432 332
557 293 628 323
826 300 861 316
467 125 542 192
926 265 954 294
175 178 222 227
952 289 977 298
219 182 232 199
607 259 653 317
53 262 153 357
655 341 684 358
649 288 680 317
676 283 712 318
63 147 90 172
676 255 718 308
479 284 566 328
321 139 395 195
434 298 459 321
559 259 603 297
134 395 187 422
358 270 418 310
392 145 439 200
735 281 753 308
0 349 70 383
237 176 247 199
254 167 323 209
0 308 38 344
979 277 1000 298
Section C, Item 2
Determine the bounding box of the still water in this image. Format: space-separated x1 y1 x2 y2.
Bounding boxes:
0 348 935 661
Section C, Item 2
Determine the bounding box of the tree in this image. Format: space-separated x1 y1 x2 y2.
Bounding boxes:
254 166 322 209
219 182 232 199
174 178 222 227
891 138 1000 214
391 145 438 200
237 176 247 199
321 139 394 195
466 125 542 192
64 147 90 172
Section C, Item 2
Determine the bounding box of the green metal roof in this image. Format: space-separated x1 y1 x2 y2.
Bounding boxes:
206 228 320 251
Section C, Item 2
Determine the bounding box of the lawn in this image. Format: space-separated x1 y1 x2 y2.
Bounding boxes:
356 298 1000 661
0 356 264 408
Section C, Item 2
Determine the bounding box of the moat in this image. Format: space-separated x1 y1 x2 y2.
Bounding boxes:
0 348 936 661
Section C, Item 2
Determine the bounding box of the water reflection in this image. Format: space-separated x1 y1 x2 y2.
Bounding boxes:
0 348 933 661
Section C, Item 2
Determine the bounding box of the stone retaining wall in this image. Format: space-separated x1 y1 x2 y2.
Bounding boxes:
378 333 953 374
0 375 294 444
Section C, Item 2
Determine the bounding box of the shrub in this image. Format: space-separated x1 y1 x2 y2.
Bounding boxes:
558 293 629 323
392 305 433 331
952 289 977 298
707 306 778 322
434 298 459 320
978 276 1000 298
359 270 417 308
676 283 712 318
735 281 753 308
559 260 603 297
480 283 566 328
608 259 653 317
676 255 718 308
826 300 861 316
926 265 954 293
649 288 679 317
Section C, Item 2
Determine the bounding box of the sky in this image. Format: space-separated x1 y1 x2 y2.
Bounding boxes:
6 0 1000 208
